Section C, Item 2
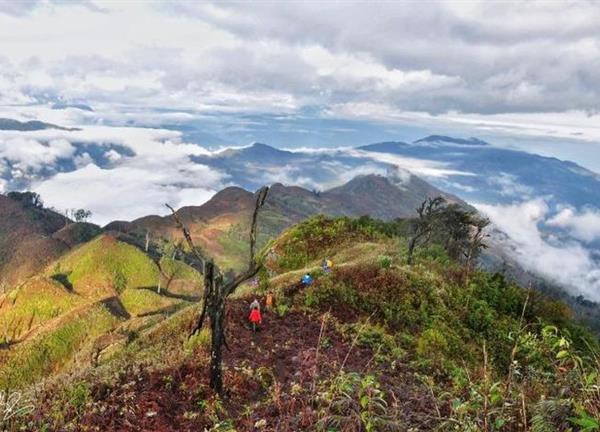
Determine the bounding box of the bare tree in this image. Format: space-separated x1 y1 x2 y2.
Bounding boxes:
166 186 269 393
145 230 150 252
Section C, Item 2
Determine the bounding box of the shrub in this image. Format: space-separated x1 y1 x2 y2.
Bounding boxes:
64 382 91 414
184 327 211 354
113 269 128 293
416 328 449 366
275 303 289 317
317 372 398 432
377 255 392 269
467 300 498 334
275 216 386 271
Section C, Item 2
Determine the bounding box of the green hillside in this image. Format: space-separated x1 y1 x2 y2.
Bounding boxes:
53 234 161 297
11 216 598 431
0 231 202 397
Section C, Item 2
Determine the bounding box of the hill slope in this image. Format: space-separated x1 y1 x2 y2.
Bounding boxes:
112 174 461 272
19 215 600 431
0 194 75 288
0 232 202 390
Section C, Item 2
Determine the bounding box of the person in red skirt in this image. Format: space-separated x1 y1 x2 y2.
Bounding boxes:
249 299 262 332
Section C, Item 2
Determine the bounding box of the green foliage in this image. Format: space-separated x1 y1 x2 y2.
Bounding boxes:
120 288 181 317
413 243 450 266
275 215 389 271
317 372 398 432
63 382 92 414
416 328 449 366
275 303 289 317
184 327 211 354
112 268 128 293
0 279 77 343
257 266 271 293
159 257 202 282
376 255 392 269
56 235 159 294
0 305 119 389
466 300 498 333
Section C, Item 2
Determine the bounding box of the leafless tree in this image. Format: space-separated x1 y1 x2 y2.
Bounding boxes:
166 186 269 393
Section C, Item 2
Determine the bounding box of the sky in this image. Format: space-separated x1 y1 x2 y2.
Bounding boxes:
1 0 599 299
1 0 600 171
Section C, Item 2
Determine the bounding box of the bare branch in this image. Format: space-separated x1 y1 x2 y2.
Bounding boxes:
249 186 270 271
165 203 205 272
225 186 269 296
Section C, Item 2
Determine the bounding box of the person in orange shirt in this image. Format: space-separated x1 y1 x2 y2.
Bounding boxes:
266 291 274 310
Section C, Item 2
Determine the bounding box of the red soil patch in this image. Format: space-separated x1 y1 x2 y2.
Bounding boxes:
29 298 440 431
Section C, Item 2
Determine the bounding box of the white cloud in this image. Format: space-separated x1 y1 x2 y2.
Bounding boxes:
547 207 600 243
348 149 474 179
34 163 222 225
0 136 75 172
1 0 600 151
488 173 533 198
477 199 600 300
0 124 228 224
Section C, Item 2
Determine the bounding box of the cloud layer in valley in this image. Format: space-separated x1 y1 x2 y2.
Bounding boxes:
1 1 599 300
2 0 600 170
477 199 600 301
0 126 228 224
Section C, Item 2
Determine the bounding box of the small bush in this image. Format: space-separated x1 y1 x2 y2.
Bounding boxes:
377 255 392 269
416 328 449 365
184 327 211 354
64 382 91 413
275 303 290 317
113 269 128 293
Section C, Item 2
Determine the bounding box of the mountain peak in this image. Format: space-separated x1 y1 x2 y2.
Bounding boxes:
357 141 410 152
249 142 274 150
415 135 489 146
244 142 289 154
0 117 79 132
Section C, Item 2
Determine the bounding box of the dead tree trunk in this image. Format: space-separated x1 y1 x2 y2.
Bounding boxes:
167 186 269 394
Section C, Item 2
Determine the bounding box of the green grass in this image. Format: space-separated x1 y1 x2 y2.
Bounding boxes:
0 304 120 389
120 288 182 317
272 215 387 271
0 278 78 342
52 235 160 296
159 257 202 282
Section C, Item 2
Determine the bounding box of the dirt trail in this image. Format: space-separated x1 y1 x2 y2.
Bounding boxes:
32 298 439 431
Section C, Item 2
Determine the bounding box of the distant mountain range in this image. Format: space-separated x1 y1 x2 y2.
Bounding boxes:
0 118 79 132
0 121 598 301
359 135 600 209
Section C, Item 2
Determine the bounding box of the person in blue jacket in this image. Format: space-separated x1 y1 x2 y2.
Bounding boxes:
301 273 313 286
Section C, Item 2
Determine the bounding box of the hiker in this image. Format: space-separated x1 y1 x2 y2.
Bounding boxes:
248 299 262 332
249 298 261 312
321 258 333 273
301 273 313 286
266 291 274 310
